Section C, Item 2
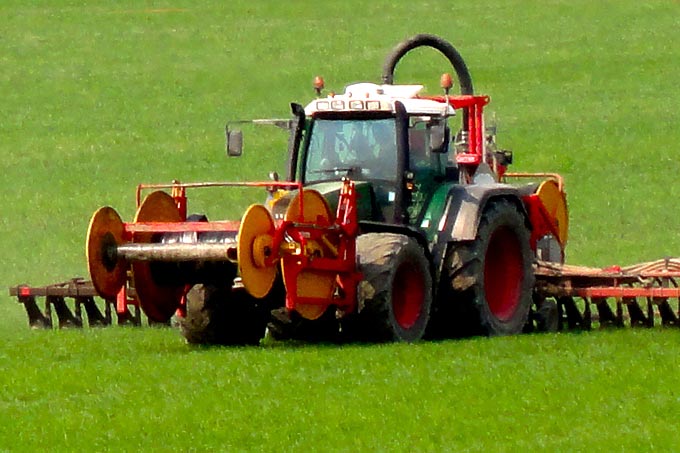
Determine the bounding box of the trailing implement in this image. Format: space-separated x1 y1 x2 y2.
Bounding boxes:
10 34 680 342
534 259 680 330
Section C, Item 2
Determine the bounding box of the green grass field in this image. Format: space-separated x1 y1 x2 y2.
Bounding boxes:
2 1 680 451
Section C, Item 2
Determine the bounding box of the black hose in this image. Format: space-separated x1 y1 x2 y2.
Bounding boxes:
381 33 474 95
382 34 474 132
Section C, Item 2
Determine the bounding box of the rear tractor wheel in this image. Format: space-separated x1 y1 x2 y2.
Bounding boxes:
349 233 432 342
443 199 534 336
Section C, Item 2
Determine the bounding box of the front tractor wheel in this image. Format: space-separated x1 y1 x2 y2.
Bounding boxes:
351 233 432 342
445 199 534 336
179 284 267 346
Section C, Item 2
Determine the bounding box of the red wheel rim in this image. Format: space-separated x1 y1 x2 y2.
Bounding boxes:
484 227 524 321
392 262 425 329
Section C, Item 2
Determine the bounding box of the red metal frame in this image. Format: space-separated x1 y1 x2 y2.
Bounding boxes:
535 260 680 328
113 181 305 318
135 180 303 223
125 179 362 317
504 173 567 253
504 172 565 192
274 180 362 314
10 279 141 328
421 94 492 179
522 194 562 252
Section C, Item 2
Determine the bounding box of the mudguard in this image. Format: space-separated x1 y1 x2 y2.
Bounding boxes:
430 183 530 285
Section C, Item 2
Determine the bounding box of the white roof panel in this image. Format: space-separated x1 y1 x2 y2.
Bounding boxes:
304 82 455 116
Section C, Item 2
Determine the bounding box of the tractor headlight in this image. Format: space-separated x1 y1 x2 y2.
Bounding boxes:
349 100 364 110
366 100 381 110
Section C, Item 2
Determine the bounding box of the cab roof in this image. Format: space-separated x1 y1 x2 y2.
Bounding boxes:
304 82 456 117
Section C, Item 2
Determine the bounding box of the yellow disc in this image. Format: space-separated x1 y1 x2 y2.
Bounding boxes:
252 234 274 268
131 191 185 323
86 206 127 299
292 270 335 320
282 189 336 320
536 179 569 246
284 189 334 224
134 191 182 224
238 204 277 299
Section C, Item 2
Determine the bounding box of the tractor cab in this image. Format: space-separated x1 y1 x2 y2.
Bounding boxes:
295 82 455 226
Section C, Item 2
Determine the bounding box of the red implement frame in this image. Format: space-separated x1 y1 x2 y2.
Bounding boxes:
420 94 493 182
8 181 364 328
9 279 141 328
506 173 567 253
535 259 680 329
130 179 362 315
275 179 362 314
135 180 304 221
116 181 305 317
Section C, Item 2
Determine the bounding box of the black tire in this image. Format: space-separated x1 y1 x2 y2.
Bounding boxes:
440 198 534 336
349 233 432 342
179 284 267 346
264 274 342 343
267 306 340 343
534 298 559 333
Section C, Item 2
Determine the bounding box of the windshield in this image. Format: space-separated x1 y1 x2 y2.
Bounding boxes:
303 118 398 183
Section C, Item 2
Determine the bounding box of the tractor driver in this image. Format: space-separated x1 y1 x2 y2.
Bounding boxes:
305 119 398 182
305 120 346 181
359 120 398 181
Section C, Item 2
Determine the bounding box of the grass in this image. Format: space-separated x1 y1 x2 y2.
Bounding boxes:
2 0 680 451
1 328 679 451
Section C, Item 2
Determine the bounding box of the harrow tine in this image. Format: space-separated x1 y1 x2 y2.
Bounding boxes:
115 307 137 326
44 298 52 326
48 296 83 328
112 298 143 326
105 298 113 325
624 296 650 328
582 297 592 330
657 299 679 327
133 304 142 326
74 297 82 322
556 297 564 331
79 296 110 327
616 299 625 326
11 281 147 329
558 296 588 330
19 295 52 329
527 295 559 333
594 297 621 328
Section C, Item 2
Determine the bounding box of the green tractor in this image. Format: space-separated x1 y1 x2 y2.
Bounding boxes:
212 34 566 343
82 34 567 344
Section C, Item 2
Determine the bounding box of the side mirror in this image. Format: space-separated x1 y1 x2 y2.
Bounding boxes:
429 121 450 154
226 127 243 157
